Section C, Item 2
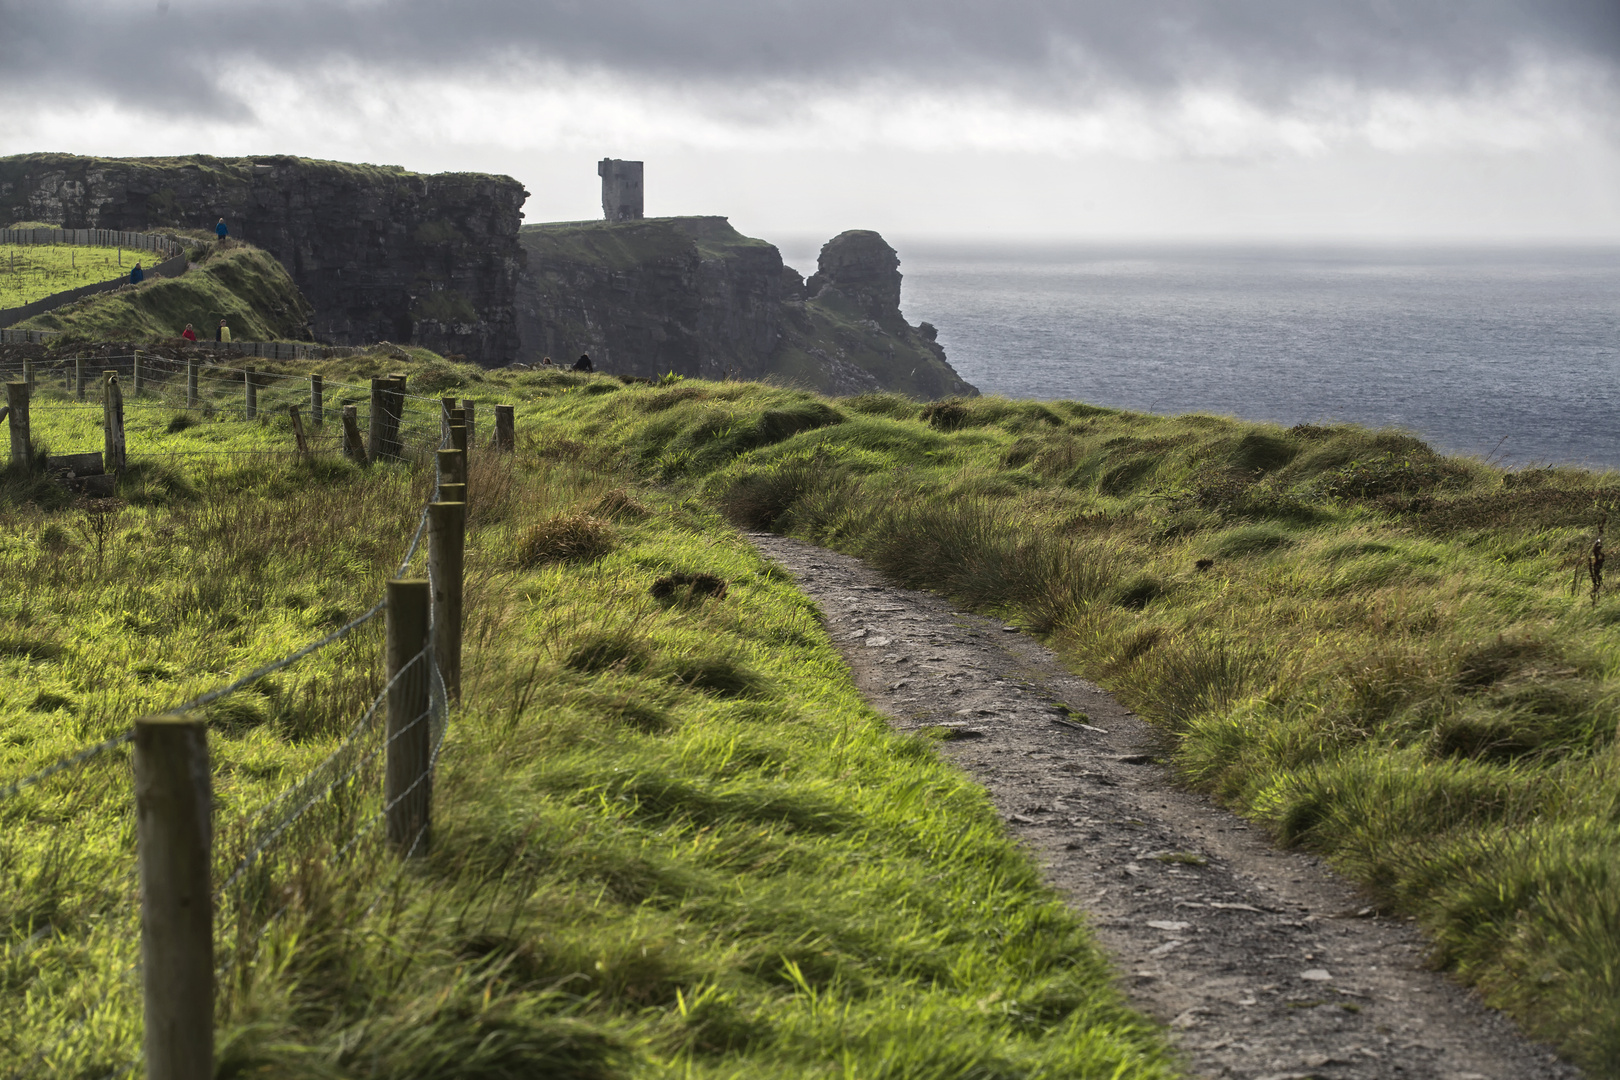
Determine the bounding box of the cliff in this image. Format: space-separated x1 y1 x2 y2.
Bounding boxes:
0 153 526 364
517 218 975 399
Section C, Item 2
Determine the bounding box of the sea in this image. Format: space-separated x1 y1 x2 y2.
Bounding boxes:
780 241 1620 471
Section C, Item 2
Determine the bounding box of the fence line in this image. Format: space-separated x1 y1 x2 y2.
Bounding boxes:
1 400 488 1077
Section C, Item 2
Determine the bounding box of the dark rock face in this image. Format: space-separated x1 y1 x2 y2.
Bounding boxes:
517 217 976 399
805 230 902 319
0 153 527 363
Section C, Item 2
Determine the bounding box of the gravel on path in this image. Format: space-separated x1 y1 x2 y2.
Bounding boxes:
750 533 1581 1080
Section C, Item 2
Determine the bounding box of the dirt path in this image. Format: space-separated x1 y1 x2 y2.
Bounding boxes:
749 534 1581 1080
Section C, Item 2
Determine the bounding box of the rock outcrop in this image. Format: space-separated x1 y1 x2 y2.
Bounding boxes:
0 153 527 363
517 218 975 399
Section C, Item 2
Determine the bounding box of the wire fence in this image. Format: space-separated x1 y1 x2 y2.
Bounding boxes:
0 352 476 473
0 406 472 1078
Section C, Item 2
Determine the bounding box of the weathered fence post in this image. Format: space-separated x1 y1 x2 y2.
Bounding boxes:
386 579 433 856
21 358 33 389
437 482 466 504
132 350 143 396
440 396 456 446
462 399 476 449
437 447 467 491
244 368 257 420
6 382 31 470
186 360 198 408
104 371 126 473
449 409 467 454
134 713 213 1080
367 377 386 463
429 500 466 704
310 374 323 426
288 405 309 458
494 404 514 452
75 355 87 401
341 404 367 462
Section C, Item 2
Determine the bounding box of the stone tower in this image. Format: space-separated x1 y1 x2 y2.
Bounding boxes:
598 159 644 221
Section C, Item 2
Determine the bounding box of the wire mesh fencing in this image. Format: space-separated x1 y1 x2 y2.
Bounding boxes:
0 448 465 1079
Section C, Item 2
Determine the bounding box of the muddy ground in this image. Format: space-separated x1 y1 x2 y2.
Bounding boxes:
749 533 1581 1080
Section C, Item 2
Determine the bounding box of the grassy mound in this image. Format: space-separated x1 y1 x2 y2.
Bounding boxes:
0 364 1174 1078
507 378 1620 1073
12 242 313 342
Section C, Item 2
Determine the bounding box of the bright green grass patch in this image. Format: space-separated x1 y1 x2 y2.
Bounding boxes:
0 368 1175 1078
507 378 1620 1074
0 244 144 309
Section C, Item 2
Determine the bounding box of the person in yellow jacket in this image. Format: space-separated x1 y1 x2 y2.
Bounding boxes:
217 319 232 343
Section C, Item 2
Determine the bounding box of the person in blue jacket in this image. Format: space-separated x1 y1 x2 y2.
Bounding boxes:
129 262 144 285
216 218 228 240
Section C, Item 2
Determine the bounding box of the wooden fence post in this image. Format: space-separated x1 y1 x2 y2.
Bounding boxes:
367 377 386 463
494 404 514 452
341 404 367 462
244 368 257 420
187 360 198 408
132 350 142 396
437 448 466 491
428 500 465 704
385 382 405 461
7 383 31 470
21 358 32 389
386 579 433 856
76 355 86 401
437 482 466 505
310 374 323 426
134 714 213 1080
449 409 467 454
440 396 456 446
104 371 126 474
288 405 309 458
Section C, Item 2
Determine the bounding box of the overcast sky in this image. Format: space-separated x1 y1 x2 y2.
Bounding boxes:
2 1 1617 242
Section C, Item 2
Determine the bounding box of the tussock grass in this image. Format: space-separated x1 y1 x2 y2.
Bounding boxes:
520 381 1620 1073
1 372 1174 1077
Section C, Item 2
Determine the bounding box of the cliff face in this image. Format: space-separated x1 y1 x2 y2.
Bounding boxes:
0 153 527 363
517 218 975 398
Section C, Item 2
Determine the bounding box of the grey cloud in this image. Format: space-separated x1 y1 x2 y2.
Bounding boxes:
2 0 1616 121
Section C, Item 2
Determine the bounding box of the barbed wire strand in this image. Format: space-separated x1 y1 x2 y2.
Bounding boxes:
0 730 134 803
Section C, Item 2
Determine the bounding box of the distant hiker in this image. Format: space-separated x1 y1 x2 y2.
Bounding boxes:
181 323 197 342
129 262 144 285
216 218 228 240
217 319 232 343
540 355 554 367
572 353 594 372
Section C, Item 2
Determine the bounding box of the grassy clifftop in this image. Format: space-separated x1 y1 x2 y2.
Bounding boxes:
493 376 1620 1073
0 359 1173 1079
11 241 313 342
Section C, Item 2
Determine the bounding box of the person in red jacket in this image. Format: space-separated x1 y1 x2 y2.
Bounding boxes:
181 324 198 342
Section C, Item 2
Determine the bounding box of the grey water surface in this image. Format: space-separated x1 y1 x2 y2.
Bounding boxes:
800 241 1620 470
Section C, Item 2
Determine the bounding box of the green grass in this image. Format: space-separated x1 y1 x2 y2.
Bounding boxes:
0 359 1176 1078
12 243 312 343
0 244 147 310
471 376 1620 1074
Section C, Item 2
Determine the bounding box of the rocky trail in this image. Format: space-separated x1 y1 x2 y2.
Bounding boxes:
749 534 1581 1080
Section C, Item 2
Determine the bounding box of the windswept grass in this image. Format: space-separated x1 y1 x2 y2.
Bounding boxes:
1 367 1176 1078
505 378 1620 1074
